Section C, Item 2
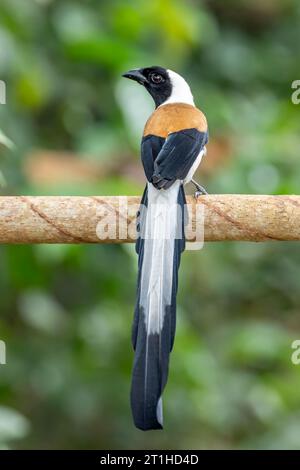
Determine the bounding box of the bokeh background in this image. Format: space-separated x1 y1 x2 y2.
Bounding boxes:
0 0 300 450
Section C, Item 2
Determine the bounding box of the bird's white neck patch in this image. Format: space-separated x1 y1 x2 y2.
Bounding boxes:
161 69 194 107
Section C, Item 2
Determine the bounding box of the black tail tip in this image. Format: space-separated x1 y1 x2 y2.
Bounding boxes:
134 419 163 431
131 397 164 431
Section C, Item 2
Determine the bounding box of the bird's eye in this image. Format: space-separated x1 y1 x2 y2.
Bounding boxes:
150 73 164 84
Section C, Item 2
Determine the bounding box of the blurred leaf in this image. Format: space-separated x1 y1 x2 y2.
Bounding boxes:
18 289 68 334
0 129 15 150
0 406 30 442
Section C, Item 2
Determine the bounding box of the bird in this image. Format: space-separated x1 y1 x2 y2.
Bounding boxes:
122 66 208 431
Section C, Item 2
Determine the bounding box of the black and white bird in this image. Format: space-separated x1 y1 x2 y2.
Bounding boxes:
122 66 208 431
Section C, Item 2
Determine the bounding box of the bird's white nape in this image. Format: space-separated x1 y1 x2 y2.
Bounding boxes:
162 70 195 106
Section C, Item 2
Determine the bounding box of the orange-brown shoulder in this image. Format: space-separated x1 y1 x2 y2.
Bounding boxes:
143 103 207 138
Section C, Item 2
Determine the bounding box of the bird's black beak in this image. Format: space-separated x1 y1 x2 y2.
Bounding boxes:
122 69 148 85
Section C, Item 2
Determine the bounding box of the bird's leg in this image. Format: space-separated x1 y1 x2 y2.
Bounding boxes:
191 179 208 199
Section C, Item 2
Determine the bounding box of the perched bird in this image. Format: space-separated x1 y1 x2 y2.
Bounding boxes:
122 66 208 430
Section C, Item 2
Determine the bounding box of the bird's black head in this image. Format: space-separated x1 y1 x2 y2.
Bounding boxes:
122 66 172 108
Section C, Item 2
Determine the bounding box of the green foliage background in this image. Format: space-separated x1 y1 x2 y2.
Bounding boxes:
0 0 300 449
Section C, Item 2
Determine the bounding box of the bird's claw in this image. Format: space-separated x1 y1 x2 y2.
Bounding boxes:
191 179 208 198
193 187 208 199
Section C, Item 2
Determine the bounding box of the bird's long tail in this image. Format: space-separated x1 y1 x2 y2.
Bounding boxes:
131 181 186 430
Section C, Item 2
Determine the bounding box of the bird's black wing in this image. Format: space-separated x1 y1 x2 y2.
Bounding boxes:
142 128 208 190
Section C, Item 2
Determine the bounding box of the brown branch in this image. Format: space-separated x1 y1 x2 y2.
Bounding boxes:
0 195 299 244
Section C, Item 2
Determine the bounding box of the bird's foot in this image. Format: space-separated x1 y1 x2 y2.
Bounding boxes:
191 179 208 199
194 190 204 199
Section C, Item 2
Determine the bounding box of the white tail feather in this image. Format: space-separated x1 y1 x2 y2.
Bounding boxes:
140 181 181 334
